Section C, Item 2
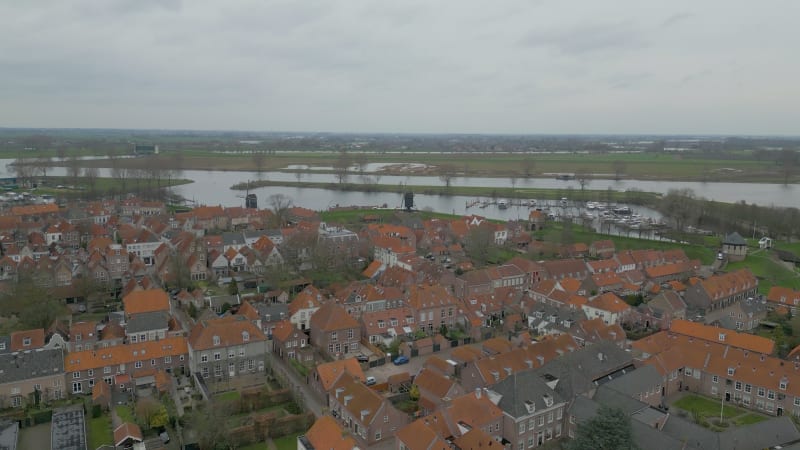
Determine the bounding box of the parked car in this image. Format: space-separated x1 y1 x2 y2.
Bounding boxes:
365 376 377 386
393 355 409 365
356 354 369 363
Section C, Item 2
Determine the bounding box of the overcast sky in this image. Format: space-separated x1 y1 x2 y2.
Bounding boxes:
1 0 798 135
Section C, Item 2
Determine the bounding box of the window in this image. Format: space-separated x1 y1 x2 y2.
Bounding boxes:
73 371 80 379
685 368 693 377
180 355 185 361
745 384 752 393
727 367 735 376
201 353 208 363
711 386 718 395
151 359 157 366
538 416 544 426
547 412 553 423
139 334 146 342
519 423 526 434
131 335 137 343
556 408 563 420
239 348 245 357
331 331 338 342
103 366 111 374
375 431 382 441
228 350 236 359
555 424 562 438
758 387 766 397
213 335 220 346
165 356 172 364
33 384 41 391
242 331 249 342
87 369 94 377
781 381 788 390
214 364 222 377
527 438 534 448
384 415 389 423
735 381 742 391
348 329 354 339
135 361 143 369
248 359 255 370
202 367 209 378
12 396 22 407
214 352 221 361
768 390 776 400
794 397 800 407
23 337 31 346
88 379 95 387
72 382 82 394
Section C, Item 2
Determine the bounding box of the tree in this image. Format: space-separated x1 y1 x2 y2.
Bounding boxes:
334 150 351 184
269 193 293 228
612 160 626 180
661 188 697 233
522 157 536 178
84 167 100 195
186 403 234 449
567 405 637 450
135 397 168 430
252 151 266 173
439 164 457 190
409 384 420 401
574 168 592 195
465 224 497 266
355 152 368 175
168 254 192 291
67 154 82 185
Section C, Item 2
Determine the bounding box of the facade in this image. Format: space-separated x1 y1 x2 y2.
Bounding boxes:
0 349 65 408
310 302 361 360
491 372 567 449
683 269 758 314
187 316 268 391
405 284 459 336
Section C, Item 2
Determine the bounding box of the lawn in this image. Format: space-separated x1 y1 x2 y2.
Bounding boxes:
115 405 136 423
274 432 302 450
87 415 114 450
215 390 241 403
239 442 269 450
727 251 800 294
673 394 744 419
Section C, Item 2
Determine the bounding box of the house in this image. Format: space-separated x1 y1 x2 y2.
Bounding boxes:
288 286 323 330
541 259 589 281
669 319 774 354
310 303 361 360
683 269 758 314
490 370 567 448
413 367 465 414
187 315 268 391
114 422 143 449
639 291 687 329
572 318 626 348
405 284 459 336
298 416 357 450
125 311 171 343
582 292 634 325
722 232 748 261
309 358 366 400
123 289 171 315
68 321 99 352
328 372 408 447
360 307 416 347
766 287 800 314
0 349 65 408
529 210 546 231
703 296 767 331
65 337 188 395
589 240 615 258
271 320 312 364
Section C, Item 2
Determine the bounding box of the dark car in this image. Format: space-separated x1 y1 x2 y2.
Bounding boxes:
357 354 369 363
393 355 409 365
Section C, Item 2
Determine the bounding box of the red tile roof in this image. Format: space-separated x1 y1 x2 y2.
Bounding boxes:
123 289 170 315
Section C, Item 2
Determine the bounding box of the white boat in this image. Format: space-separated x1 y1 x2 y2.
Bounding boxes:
529 199 537 207
586 201 597 210
498 200 509 209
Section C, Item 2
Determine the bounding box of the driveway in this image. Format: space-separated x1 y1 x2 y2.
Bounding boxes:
365 345 465 383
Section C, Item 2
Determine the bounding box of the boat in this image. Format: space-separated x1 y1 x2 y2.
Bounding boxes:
528 199 537 207
613 206 632 215
498 200 509 209
586 201 597 210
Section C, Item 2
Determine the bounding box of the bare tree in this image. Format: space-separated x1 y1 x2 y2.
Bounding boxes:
612 160 626 180
66 154 82 185
355 152 368 176
522 157 536 178
84 167 100 195
269 193 293 228
574 168 592 194
333 150 351 184
439 164 457 190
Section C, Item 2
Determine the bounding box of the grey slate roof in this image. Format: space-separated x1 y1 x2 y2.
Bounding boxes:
51 405 86 450
491 370 565 418
593 385 648 416
719 416 800 450
126 311 170 334
222 232 246 246
630 420 689 450
601 365 662 398
532 340 634 399
0 349 64 384
566 395 599 423
723 232 747 246
255 303 288 323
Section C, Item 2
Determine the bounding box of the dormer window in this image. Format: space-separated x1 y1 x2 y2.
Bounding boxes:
242 331 250 342
780 379 788 391
213 335 220 346
718 333 725 342
727 367 735 376
75 334 82 342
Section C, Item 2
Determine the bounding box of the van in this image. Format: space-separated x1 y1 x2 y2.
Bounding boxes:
365 376 377 386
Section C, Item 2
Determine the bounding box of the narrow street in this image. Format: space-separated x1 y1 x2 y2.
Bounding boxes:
266 351 324 418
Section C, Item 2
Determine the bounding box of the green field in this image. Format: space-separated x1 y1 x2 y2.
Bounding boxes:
727 250 800 294
674 395 744 419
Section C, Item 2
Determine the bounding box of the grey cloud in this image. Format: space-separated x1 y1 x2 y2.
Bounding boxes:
661 12 691 28
518 21 648 56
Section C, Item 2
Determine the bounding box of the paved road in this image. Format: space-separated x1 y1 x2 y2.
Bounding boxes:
266 351 324 418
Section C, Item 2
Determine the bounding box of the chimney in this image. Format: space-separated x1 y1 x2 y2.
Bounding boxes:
525 359 533 369
344 395 353 406
360 409 370 421
504 367 513 376
475 388 482 399
597 352 604 361
335 388 344 399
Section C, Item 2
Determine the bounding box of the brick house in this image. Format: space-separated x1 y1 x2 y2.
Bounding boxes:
187 316 268 391
405 284 459 336
310 302 361 360
684 269 758 314
0 349 65 408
